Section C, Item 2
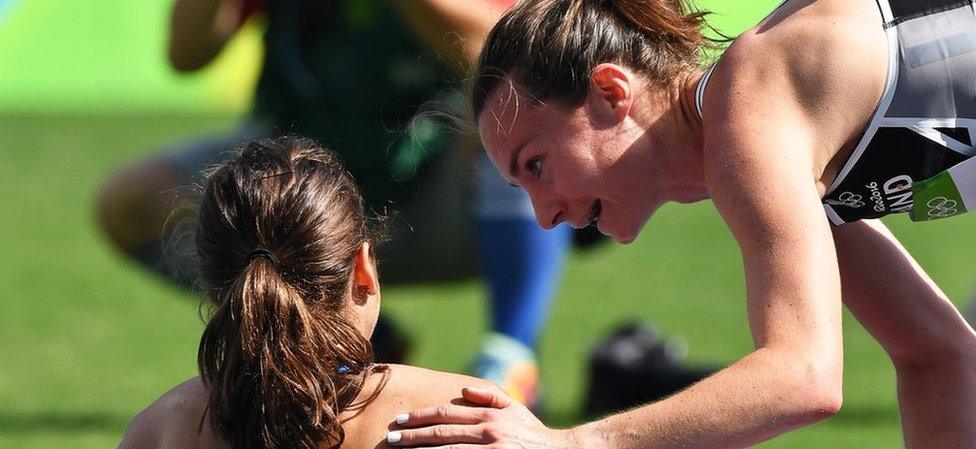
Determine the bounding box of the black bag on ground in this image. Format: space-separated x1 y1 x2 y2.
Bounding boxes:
584 321 717 418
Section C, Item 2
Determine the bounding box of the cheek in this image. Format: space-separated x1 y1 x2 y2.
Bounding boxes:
562 161 604 198
553 150 597 187
525 185 554 211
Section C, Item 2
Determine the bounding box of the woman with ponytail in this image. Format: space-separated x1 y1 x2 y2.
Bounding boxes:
389 0 976 447
118 136 493 449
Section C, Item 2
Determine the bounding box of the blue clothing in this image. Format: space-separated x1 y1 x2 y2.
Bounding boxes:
473 153 571 347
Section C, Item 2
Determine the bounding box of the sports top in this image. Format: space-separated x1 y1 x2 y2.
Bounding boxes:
696 0 976 224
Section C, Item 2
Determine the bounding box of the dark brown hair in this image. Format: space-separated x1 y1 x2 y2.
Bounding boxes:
196 136 379 449
472 0 718 116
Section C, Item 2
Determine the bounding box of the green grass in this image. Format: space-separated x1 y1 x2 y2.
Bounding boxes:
0 1 965 447
4 113 976 449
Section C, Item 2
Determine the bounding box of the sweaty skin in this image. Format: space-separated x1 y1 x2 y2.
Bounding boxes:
388 0 976 447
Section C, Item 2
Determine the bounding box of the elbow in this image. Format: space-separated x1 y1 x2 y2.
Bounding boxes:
167 39 213 73
170 59 200 74
784 360 843 425
168 47 205 73
796 384 843 424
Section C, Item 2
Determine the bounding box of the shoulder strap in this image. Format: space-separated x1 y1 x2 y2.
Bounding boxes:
694 64 718 120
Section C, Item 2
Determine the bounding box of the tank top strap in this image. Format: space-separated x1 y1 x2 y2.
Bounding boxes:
696 0 797 121
694 63 718 120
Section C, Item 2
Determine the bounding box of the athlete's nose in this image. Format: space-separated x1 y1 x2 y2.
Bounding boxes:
532 201 563 230
524 187 563 230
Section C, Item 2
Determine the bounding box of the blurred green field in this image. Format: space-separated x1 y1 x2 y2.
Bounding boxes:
5 113 976 449
5 1 975 448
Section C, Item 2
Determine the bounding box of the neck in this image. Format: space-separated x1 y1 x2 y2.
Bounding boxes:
651 70 709 203
678 69 705 143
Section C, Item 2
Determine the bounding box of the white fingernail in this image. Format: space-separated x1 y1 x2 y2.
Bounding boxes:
395 412 410 424
387 431 402 444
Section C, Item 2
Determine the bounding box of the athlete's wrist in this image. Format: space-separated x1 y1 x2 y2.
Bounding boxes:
567 421 609 449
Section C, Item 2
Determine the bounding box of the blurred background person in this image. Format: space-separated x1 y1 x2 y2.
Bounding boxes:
94 0 569 409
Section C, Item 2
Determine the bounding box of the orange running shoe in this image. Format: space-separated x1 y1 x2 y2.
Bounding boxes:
471 333 541 411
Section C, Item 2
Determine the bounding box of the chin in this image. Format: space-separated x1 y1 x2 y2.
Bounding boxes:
675 195 708 205
614 233 638 244
599 203 655 244
674 188 710 204
600 221 641 245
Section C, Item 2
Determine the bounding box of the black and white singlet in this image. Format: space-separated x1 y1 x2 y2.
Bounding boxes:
696 0 976 224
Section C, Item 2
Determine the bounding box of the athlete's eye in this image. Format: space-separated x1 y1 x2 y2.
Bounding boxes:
527 157 543 178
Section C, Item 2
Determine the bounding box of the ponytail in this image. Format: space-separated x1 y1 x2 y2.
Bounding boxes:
196 137 382 449
199 256 372 449
609 0 710 52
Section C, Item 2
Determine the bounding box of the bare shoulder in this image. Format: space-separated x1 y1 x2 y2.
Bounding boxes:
373 364 494 409
339 365 494 449
738 0 888 85
700 0 889 214
704 0 887 154
118 377 220 449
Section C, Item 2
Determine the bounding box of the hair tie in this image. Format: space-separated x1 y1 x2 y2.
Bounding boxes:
246 248 280 267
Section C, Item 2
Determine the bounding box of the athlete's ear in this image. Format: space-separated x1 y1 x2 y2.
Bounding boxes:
351 242 380 306
588 63 633 123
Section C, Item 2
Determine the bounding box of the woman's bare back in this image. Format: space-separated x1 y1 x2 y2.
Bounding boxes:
119 365 493 449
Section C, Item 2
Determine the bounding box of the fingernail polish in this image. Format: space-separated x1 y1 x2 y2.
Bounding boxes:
387 431 402 444
395 412 409 424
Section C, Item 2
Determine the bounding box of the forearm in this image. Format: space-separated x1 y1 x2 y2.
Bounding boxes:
169 0 242 71
831 220 961 361
574 348 842 449
389 0 507 73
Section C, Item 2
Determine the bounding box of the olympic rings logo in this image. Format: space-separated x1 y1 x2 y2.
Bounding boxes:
825 191 865 208
926 197 958 219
